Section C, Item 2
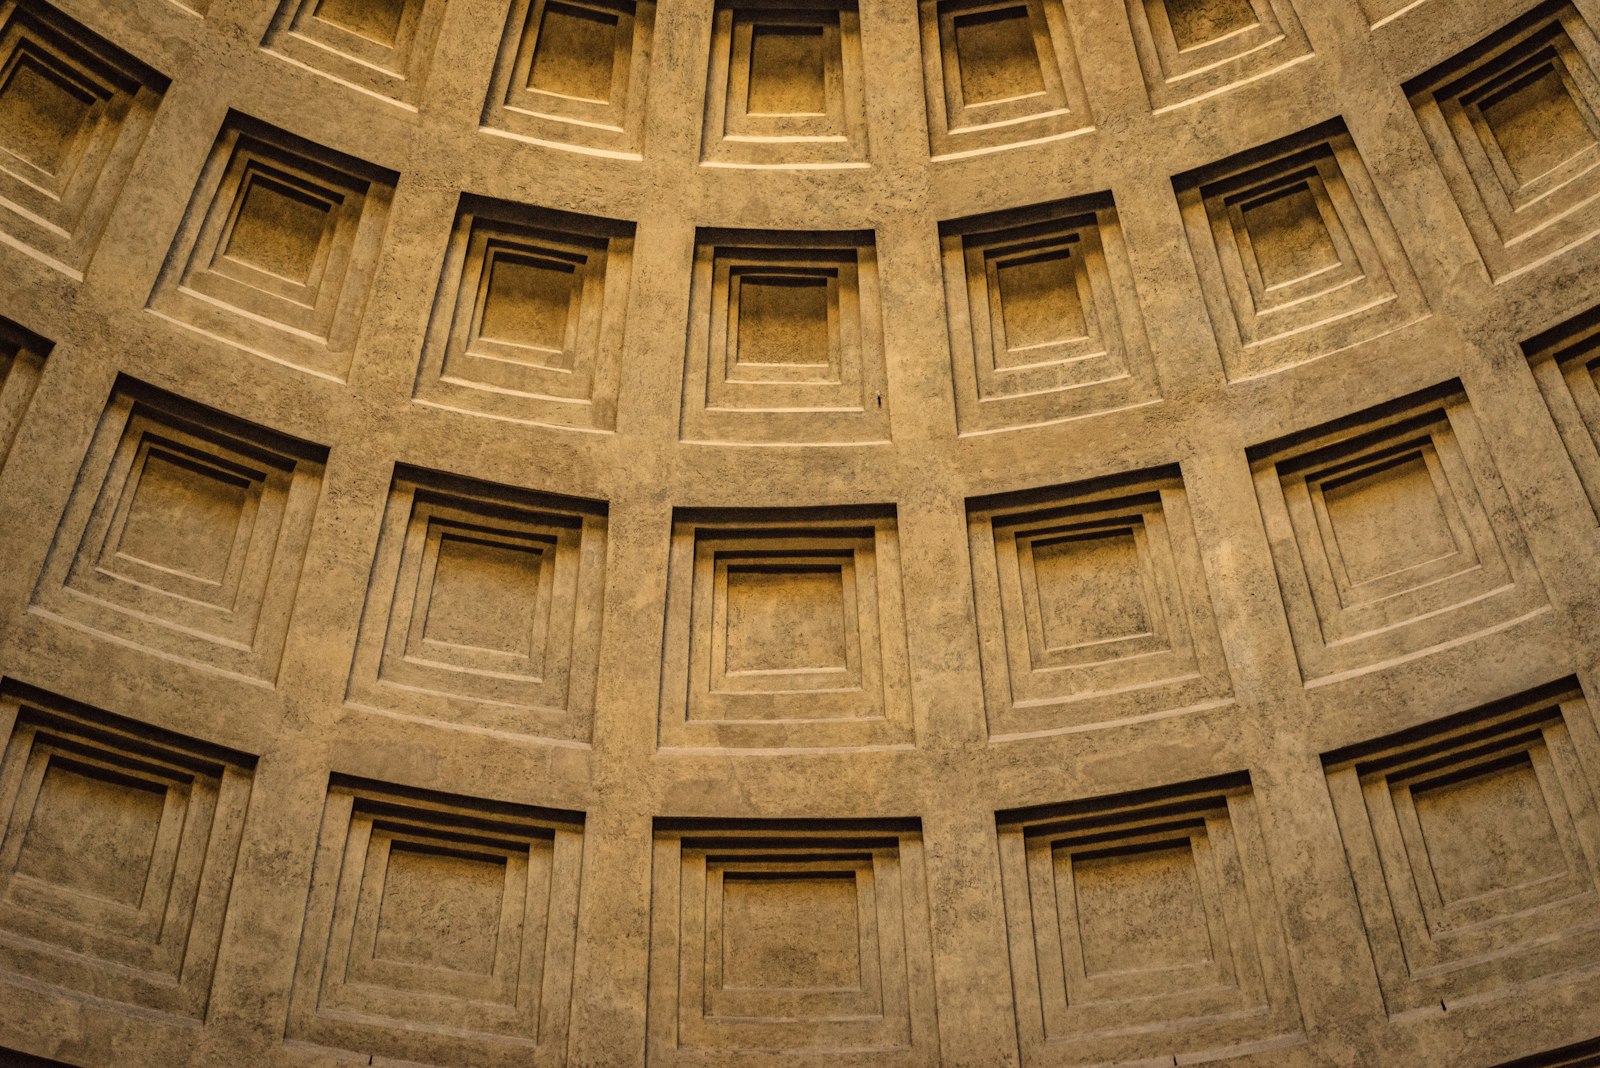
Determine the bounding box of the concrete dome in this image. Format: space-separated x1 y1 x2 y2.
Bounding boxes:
0 0 1596 1063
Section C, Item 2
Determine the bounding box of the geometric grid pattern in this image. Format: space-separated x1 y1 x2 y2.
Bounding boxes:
0 0 1598 1064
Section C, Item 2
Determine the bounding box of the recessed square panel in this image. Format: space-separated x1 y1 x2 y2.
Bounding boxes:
703 0 866 166
1481 66 1595 185
421 533 546 657
1320 451 1457 586
314 0 409 46
529 1 618 100
484 0 652 154
1323 681 1600 1016
477 251 576 358
0 53 93 174
287 777 583 1064
1238 183 1341 290
1525 305 1600 520
747 25 826 114
995 249 1085 352
723 564 848 673
0 5 166 275
660 508 911 750
1127 0 1307 109
919 0 1090 156
32 379 326 682
222 175 333 285
1164 0 1257 50
1407 6 1600 279
1176 121 1427 379
968 469 1230 738
735 274 832 368
372 845 507 974
1412 756 1566 903
721 873 862 990
150 115 396 381
115 449 251 584
683 231 887 444
952 6 1043 105
0 686 255 1018
415 198 632 429
649 821 939 1063
263 0 448 104
1070 841 1212 977
999 775 1302 1064
15 759 166 907
942 196 1158 432
1030 530 1150 650
1249 382 1547 680
346 467 607 742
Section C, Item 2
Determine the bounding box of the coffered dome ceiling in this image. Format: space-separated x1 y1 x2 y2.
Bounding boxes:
0 0 1598 1064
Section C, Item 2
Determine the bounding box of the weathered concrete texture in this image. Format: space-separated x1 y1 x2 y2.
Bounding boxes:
0 0 1598 1065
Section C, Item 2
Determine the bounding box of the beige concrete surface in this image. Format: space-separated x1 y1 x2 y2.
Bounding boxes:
0 0 1598 1064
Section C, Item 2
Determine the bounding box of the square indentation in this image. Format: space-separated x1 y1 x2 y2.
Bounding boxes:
747 25 826 114
32 379 326 682
1249 382 1547 681
476 249 577 361
683 231 886 444
287 777 583 1063
648 821 938 1061
1071 840 1213 977
999 775 1302 1063
1176 121 1427 379
371 844 507 974
703 0 866 166
660 507 911 750
994 248 1085 353
1318 449 1460 587
1030 530 1150 650
1164 0 1257 50
1407 5 1600 279
1237 183 1341 290
920 0 1089 157
0 687 255 1018
220 173 334 286
1323 681 1600 1016
484 0 651 154
723 563 849 674
263 0 448 104
720 872 862 991
1481 65 1595 185
150 115 395 380
114 446 253 585
314 0 408 46
347 467 606 742
1411 755 1567 903
415 198 632 429
421 532 547 657
1128 0 1307 109
16 759 166 907
0 4 165 275
0 51 94 174
942 196 1158 433
735 274 830 363
952 6 1044 105
0 317 47 468
968 469 1229 738
528 1 618 100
